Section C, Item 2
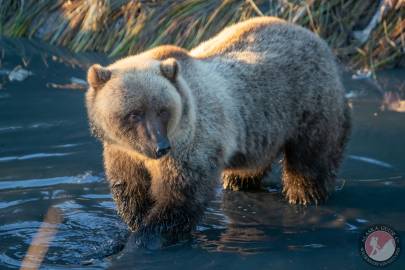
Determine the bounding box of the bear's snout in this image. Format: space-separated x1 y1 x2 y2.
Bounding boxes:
155 139 171 158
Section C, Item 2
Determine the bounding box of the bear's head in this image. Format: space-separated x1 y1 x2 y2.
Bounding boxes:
85 57 189 159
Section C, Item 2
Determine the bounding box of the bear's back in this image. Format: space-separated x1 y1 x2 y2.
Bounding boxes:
190 17 318 58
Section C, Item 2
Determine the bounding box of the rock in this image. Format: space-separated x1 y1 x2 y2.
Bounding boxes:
8 66 33 82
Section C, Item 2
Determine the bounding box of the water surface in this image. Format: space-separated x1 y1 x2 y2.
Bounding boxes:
0 38 404 270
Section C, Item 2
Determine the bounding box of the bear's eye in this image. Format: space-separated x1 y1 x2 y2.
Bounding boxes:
158 109 170 119
127 111 144 123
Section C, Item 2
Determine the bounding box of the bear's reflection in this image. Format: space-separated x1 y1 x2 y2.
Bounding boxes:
194 189 350 254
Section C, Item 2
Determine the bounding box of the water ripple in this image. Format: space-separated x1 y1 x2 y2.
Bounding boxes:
0 152 73 162
0 172 103 190
348 155 393 168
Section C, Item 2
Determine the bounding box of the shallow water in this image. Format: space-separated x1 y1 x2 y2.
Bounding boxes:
0 38 404 270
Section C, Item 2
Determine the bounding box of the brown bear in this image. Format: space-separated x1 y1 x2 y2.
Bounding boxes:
85 17 351 237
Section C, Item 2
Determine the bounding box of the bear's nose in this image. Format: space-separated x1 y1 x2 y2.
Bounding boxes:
155 142 171 158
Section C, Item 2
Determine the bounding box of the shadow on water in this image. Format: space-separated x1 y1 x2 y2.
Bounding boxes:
0 38 404 269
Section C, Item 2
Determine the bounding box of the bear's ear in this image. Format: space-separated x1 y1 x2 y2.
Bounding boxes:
87 64 111 90
160 58 178 82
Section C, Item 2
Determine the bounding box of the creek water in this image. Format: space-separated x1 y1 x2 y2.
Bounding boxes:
0 38 404 270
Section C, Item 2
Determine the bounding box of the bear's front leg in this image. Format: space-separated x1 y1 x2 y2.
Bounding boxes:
142 156 220 238
103 144 153 231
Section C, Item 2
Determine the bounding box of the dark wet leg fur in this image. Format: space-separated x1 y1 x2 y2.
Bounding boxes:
282 104 351 205
222 171 267 191
104 145 153 231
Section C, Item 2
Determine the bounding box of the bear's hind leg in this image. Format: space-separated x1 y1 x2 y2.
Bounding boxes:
222 168 268 191
281 114 349 205
282 104 351 205
282 154 332 204
282 139 336 205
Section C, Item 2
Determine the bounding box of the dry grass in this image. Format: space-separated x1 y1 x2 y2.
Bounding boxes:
0 0 404 70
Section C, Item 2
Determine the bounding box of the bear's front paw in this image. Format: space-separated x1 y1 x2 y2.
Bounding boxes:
142 205 194 233
134 206 195 247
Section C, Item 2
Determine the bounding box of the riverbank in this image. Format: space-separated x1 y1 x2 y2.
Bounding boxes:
0 0 404 71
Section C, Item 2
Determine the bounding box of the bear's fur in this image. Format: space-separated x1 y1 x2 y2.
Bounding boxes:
86 17 351 236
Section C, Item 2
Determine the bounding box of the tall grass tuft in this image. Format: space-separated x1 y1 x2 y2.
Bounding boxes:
0 0 404 70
